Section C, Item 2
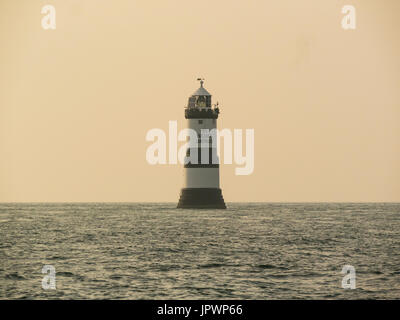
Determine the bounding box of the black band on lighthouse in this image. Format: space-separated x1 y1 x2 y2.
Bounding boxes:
177 188 226 209
184 163 219 168
185 108 219 119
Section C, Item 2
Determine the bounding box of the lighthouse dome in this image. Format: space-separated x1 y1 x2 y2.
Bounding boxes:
192 86 211 96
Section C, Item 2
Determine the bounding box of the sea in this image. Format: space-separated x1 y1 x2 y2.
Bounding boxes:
0 203 399 299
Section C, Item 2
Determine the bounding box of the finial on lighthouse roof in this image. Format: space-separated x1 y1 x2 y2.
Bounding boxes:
197 78 204 87
193 78 211 96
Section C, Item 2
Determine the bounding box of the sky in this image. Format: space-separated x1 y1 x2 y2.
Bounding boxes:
0 0 399 202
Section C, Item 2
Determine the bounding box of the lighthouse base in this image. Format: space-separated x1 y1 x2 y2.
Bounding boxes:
177 188 226 209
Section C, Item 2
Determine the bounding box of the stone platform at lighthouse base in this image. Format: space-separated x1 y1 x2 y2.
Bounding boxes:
177 188 226 209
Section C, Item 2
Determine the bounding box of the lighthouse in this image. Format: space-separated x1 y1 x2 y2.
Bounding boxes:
177 79 226 209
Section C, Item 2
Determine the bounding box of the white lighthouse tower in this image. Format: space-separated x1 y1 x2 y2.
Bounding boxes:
177 79 226 209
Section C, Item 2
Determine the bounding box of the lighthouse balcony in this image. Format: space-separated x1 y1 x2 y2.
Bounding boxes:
185 107 220 119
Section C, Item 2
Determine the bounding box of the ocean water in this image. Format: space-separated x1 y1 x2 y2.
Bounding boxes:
0 203 399 300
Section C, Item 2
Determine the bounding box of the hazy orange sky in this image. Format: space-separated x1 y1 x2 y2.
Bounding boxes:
1 0 399 202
